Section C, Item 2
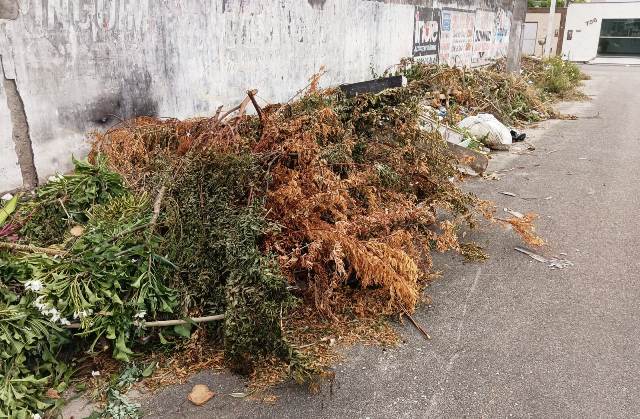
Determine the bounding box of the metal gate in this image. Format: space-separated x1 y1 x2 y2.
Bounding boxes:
523 22 538 56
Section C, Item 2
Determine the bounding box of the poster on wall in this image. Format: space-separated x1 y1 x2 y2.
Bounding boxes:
493 9 511 58
439 9 475 67
413 7 441 64
473 10 495 64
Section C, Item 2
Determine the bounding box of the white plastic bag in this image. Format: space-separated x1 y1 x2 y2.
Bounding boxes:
458 114 512 150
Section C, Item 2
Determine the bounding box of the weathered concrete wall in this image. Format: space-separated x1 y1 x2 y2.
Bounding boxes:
0 80 22 188
0 0 512 193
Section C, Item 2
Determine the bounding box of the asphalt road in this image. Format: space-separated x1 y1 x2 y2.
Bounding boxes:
139 65 640 418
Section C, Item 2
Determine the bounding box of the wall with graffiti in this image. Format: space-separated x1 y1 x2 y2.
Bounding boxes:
412 4 512 67
413 7 442 64
1 0 513 192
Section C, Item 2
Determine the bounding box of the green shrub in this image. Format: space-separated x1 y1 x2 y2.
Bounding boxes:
537 57 584 97
18 156 127 245
161 153 296 370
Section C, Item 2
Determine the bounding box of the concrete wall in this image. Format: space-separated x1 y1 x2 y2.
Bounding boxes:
525 8 566 57
0 0 513 193
0 82 22 188
562 2 640 62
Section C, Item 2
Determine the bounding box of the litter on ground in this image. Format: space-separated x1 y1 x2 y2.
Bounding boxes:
515 247 574 269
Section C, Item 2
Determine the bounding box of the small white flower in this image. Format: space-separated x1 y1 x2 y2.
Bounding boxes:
33 295 48 311
74 309 92 319
134 310 147 319
24 280 43 292
47 173 65 182
1 193 13 201
45 307 60 323
59 318 71 326
91 370 100 377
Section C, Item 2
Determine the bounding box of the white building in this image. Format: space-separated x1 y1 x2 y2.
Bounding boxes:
524 8 567 58
562 1 640 62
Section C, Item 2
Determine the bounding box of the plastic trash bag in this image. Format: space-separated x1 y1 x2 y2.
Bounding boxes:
458 113 512 150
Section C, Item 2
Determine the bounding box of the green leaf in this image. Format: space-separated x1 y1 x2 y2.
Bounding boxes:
141 362 156 378
131 273 144 288
0 193 20 226
153 254 176 268
106 325 116 340
173 324 191 338
111 293 123 305
160 299 173 313
114 333 134 362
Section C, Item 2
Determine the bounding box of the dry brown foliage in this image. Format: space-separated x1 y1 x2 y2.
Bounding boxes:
87 80 544 387
90 114 256 188
502 213 545 247
251 91 473 317
90 85 543 319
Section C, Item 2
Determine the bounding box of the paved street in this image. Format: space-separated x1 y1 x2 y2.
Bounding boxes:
140 65 640 418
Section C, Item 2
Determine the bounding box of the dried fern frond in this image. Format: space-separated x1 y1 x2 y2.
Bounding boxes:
501 213 545 247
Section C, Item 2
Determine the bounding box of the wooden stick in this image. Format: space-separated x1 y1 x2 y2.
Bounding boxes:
65 313 225 329
236 93 253 118
0 241 64 256
217 104 241 122
402 308 431 340
247 89 263 121
142 314 225 327
57 198 71 220
213 105 223 122
150 185 166 230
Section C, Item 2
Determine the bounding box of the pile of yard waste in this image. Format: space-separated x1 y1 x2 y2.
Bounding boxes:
385 57 588 154
0 61 551 417
392 56 587 129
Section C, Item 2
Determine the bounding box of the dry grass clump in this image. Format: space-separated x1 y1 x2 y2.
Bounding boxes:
387 56 588 129
491 56 589 101
92 87 480 321
90 114 258 189
391 58 553 127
